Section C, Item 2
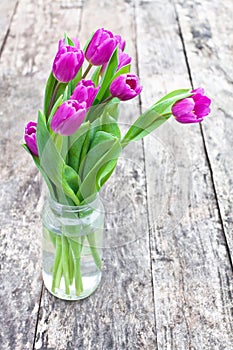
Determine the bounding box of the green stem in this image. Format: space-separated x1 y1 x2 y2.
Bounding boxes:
69 238 84 296
68 245 74 285
101 96 113 104
47 81 61 116
51 236 62 292
82 63 92 79
87 232 102 270
74 257 83 296
62 234 70 295
55 258 63 289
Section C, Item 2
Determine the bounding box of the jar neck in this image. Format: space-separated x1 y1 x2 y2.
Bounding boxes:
48 194 100 216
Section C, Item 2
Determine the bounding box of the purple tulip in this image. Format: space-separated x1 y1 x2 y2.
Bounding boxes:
115 35 126 51
110 73 142 101
52 43 84 83
101 49 131 74
58 37 80 50
118 50 132 70
85 28 117 66
172 88 211 123
51 100 87 136
71 80 99 108
24 121 38 157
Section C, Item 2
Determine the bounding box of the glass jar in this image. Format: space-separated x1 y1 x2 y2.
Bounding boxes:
42 195 105 300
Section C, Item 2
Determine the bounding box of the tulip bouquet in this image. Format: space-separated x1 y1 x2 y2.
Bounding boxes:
23 29 211 298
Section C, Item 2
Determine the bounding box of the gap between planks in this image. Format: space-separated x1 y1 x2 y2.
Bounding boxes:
173 0 233 272
0 0 19 59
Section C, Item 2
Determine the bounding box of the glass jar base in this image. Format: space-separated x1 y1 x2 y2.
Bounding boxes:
43 271 102 300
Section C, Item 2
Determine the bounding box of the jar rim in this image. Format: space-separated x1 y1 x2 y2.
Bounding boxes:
48 194 100 214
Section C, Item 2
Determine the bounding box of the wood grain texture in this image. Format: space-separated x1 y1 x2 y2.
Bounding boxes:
174 0 233 265
0 0 82 349
0 0 232 349
34 0 157 349
0 0 18 52
136 0 233 349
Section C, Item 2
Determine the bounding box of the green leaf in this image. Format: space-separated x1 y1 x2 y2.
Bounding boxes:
100 113 121 138
93 46 119 104
47 94 63 126
68 122 91 173
81 131 116 180
121 89 192 147
101 63 131 101
22 144 56 199
97 159 117 188
62 165 81 194
112 64 131 80
102 98 120 120
77 138 122 202
55 83 67 102
91 66 102 87
154 89 191 105
83 31 94 53
68 68 83 96
78 127 95 179
44 72 57 118
37 110 65 189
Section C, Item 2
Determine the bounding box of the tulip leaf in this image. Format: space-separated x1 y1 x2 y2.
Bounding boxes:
56 82 67 101
98 159 117 188
91 66 102 87
152 89 192 115
86 97 120 124
121 90 192 147
62 165 81 195
81 131 116 180
37 110 65 188
83 31 94 53
93 46 119 104
69 68 82 96
47 94 63 126
110 64 131 83
37 110 78 205
101 65 131 101
44 72 57 118
68 122 91 173
100 113 121 139
78 126 96 179
64 33 74 47
22 143 56 199
154 89 191 105
77 138 122 202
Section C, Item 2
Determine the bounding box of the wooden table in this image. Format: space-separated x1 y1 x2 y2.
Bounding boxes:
1 0 232 349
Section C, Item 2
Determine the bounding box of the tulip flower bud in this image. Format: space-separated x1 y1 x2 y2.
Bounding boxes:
172 88 211 123
51 100 87 136
85 28 117 66
118 50 132 70
52 42 84 83
115 35 126 51
58 37 80 50
24 121 38 157
71 80 99 108
101 49 132 75
110 73 142 101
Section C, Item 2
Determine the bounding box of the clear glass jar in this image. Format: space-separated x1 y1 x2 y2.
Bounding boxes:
42 195 105 300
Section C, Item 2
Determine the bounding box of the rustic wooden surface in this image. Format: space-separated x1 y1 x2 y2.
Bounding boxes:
0 0 232 349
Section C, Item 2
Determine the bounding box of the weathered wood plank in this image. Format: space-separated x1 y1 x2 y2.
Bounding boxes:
175 0 233 266
136 0 233 349
0 0 18 51
34 0 157 349
0 0 82 349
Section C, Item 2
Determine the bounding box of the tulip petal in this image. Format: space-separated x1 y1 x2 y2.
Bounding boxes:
51 100 87 136
172 98 195 118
